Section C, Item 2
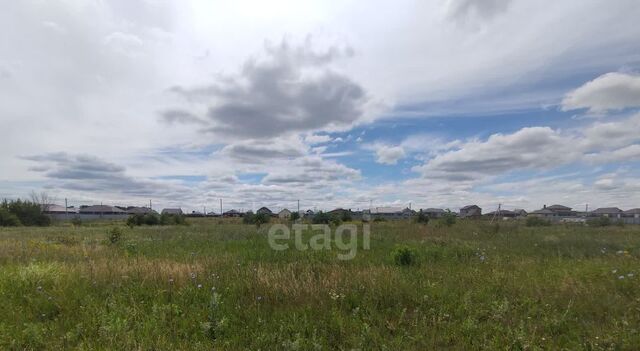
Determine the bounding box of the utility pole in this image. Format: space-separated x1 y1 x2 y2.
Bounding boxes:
149 199 152 211
65 198 68 220
220 199 223 216
297 199 300 214
490 203 501 224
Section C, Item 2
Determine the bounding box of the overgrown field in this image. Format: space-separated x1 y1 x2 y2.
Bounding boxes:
0 219 639 350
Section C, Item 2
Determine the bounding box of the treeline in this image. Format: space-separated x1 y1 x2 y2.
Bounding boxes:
0 199 51 227
126 213 187 227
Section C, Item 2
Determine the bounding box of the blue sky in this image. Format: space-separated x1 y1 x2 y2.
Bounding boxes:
1 0 640 213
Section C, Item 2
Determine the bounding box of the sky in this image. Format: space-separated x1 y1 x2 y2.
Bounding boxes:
1 0 640 213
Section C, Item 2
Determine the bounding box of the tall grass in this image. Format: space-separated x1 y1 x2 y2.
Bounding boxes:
0 219 638 349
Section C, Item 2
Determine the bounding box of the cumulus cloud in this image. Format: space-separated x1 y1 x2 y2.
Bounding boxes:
162 40 368 139
304 134 332 144
562 72 640 113
446 0 512 22
219 137 308 163
21 153 190 198
262 156 360 184
415 127 575 179
374 145 406 165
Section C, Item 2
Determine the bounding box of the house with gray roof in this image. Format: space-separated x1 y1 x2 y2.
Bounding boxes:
592 207 623 218
459 205 481 218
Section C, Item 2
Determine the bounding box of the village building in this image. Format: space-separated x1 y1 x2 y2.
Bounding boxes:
161 208 183 215
422 208 446 218
459 205 482 218
256 207 274 216
591 207 624 219
278 209 292 219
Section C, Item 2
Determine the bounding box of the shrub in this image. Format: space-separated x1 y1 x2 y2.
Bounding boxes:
340 211 352 222
0 207 21 226
392 246 417 266
372 217 387 222
441 211 456 227
587 216 611 227
243 212 270 227
330 216 342 227
144 213 160 225
160 213 187 225
71 216 82 226
1 199 50 226
108 227 123 244
312 211 331 224
290 211 300 221
414 210 429 224
526 216 551 227
243 211 256 224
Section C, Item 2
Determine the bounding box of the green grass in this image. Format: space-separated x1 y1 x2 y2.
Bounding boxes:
0 219 639 350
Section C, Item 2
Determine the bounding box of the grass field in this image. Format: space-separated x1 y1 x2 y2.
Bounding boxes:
0 219 639 350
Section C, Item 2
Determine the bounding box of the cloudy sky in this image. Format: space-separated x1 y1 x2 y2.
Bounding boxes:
2 0 640 213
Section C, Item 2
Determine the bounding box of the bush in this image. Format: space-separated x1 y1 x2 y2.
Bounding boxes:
587 216 611 227
340 211 352 222
441 211 456 227
71 216 82 226
392 246 417 266
243 212 270 227
1 199 50 226
312 211 331 224
160 213 187 225
372 217 387 222
0 207 21 226
108 227 123 244
414 210 429 224
290 211 300 222
525 216 551 227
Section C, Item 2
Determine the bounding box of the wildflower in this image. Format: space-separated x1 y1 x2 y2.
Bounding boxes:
169 278 174 284
612 269 617 274
618 275 625 280
36 286 43 292
617 250 623 255
197 284 202 289
479 255 486 262
628 273 634 278
257 296 262 301
190 272 196 280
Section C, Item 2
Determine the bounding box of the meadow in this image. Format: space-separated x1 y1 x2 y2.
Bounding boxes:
0 218 638 350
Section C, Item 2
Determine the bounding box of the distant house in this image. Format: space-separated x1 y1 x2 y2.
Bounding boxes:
422 208 446 218
161 208 183 215
513 209 528 217
485 209 517 218
592 207 623 219
126 207 156 215
257 207 273 216
223 209 242 217
303 209 315 218
545 204 574 216
624 208 640 218
43 204 77 214
531 204 574 218
188 211 205 217
278 209 292 219
80 205 126 215
459 205 481 218
365 207 415 220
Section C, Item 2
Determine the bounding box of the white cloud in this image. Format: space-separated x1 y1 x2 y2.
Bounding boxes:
304 134 332 144
374 145 406 165
562 72 640 113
